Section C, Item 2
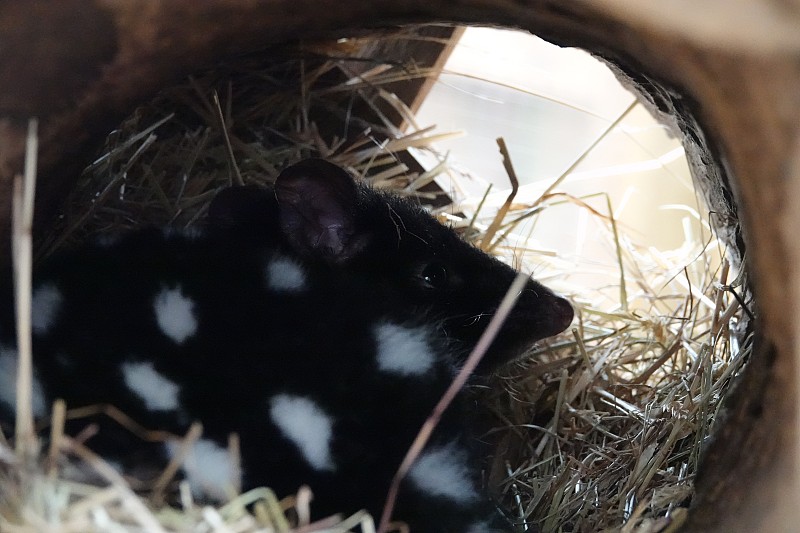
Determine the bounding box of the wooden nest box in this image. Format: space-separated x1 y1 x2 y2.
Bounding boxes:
1 1 798 531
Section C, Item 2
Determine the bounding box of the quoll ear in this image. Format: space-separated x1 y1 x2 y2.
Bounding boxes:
275 159 370 263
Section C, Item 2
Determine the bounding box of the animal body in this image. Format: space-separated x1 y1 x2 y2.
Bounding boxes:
0 159 573 532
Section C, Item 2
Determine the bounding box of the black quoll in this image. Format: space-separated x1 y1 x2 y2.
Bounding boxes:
0 159 573 532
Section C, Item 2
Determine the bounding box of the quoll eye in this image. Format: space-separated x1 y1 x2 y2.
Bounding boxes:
417 261 449 290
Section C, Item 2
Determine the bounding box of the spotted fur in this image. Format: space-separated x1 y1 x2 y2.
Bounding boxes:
0 159 573 532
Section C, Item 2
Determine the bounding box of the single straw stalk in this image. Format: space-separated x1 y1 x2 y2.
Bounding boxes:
12 119 38 457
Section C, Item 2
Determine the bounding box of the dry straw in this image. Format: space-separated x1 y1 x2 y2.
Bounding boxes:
2 29 750 532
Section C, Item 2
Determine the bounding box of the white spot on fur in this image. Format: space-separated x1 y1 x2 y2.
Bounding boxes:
266 256 307 291
374 322 435 376
162 226 203 240
408 443 478 503
165 438 238 501
31 283 62 335
122 361 180 411
0 346 46 418
270 394 335 471
466 521 494 533
93 233 121 247
154 286 197 344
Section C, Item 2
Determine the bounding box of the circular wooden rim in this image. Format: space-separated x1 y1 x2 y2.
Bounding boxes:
1 2 797 530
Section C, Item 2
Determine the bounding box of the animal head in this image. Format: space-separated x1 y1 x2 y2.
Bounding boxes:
211 158 573 373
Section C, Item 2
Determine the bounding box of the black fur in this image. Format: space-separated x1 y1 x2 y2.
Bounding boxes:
0 159 572 532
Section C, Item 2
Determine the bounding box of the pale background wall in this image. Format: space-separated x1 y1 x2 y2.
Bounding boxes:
412 27 719 309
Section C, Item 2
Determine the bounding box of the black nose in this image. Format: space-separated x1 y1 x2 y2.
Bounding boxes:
549 295 574 336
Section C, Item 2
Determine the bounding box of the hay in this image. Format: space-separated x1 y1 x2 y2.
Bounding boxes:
480 187 749 531
37 35 462 257
3 28 750 532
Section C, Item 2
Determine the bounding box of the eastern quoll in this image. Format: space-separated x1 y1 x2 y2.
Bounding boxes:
0 159 573 532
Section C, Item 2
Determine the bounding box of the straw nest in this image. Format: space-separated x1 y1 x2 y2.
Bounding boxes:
1 29 751 532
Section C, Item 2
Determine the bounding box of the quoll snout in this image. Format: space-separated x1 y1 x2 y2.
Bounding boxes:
0 158 573 532
550 294 575 333
522 283 574 339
